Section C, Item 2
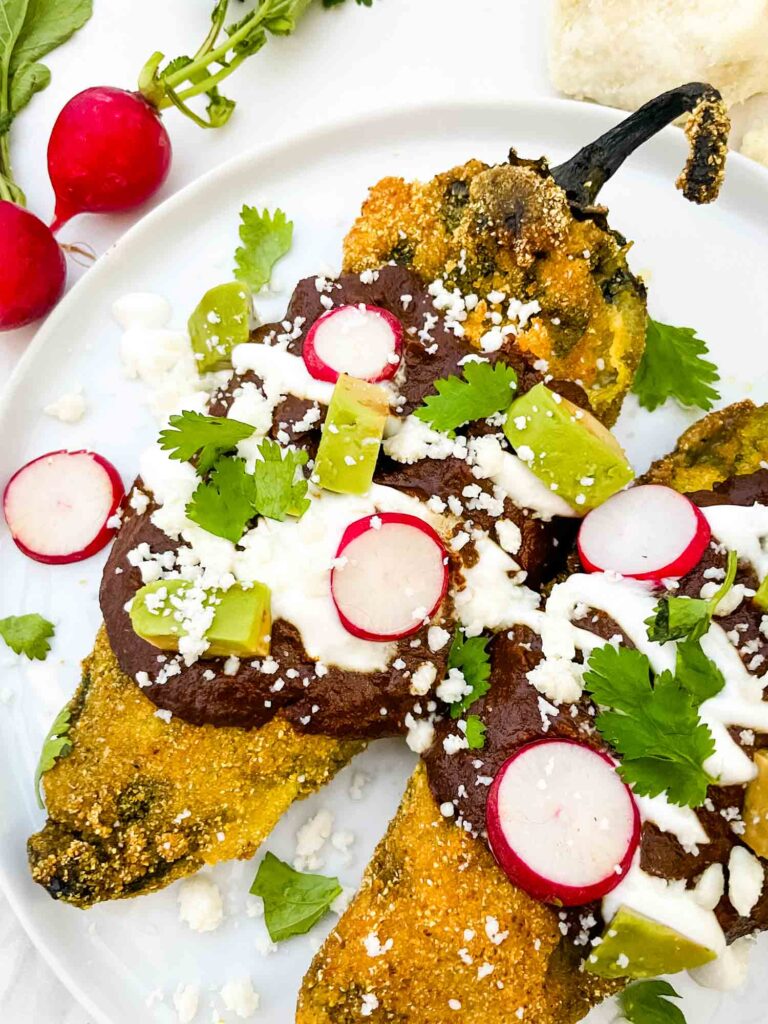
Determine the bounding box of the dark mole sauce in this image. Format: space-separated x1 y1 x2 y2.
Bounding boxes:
425 469 768 946
101 267 582 736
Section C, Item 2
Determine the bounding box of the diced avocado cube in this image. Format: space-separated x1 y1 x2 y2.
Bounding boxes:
130 578 271 659
314 374 388 495
744 749 768 858
585 906 716 979
189 281 253 374
503 382 634 512
754 575 768 612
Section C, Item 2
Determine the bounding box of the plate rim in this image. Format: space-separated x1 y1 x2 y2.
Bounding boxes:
2 93 767 1024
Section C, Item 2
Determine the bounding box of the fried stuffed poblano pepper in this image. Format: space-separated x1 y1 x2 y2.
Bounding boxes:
344 84 729 425
297 401 768 1024
28 85 730 912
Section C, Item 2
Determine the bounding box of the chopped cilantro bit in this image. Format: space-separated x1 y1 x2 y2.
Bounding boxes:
465 714 487 750
187 456 257 543
253 439 310 521
34 703 73 808
447 629 491 718
620 980 686 1024
632 319 720 413
250 851 341 942
414 361 517 433
159 411 255 475
234 206 293 292
0 614 55 661
645 549 737 643
583 645 715 807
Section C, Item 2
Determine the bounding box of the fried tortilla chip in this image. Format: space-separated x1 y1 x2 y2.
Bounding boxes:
296 401 768 1024
28 629 361 907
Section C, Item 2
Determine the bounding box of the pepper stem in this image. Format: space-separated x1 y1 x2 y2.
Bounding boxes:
551 83 731 206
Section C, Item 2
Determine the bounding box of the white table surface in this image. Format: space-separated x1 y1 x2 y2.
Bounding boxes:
0 1 764 1021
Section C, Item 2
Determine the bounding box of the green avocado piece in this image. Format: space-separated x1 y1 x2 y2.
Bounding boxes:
188 281 253 374
314 373 389 495
130 578 271 658
503 382 634 512
585 905 717 980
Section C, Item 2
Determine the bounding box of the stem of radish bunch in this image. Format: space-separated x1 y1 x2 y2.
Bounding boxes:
138 0 313 128
0 61 25 205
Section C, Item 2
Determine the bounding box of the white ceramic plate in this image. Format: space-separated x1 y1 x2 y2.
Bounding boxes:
1 99 768 1024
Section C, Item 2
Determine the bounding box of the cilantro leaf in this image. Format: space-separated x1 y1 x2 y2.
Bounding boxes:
34 702 72 808
234 206 293 292
0 614 55 660
206 85 235 127
583 645 715 807
447 629 491 718
250 851 341 942
252 438 310 521
414 361 518 433
187 456 257 543
632 319 720 413
620 980 686 1024
465 714 487 750
675 638 724 704
159 411 255 475
645 550 738 643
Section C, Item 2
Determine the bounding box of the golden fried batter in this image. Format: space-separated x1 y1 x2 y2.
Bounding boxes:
642 400 768 491
343 157 647 424
28 629 361 908
297 402 768 1024
297 765 618 1024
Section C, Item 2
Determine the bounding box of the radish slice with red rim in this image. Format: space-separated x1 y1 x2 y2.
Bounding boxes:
331 512 448 641
4 450 125 564
577 484 711 580
486 738 640 907
303 304 403 383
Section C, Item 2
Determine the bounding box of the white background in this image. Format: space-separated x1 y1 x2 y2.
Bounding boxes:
0 1 766 1021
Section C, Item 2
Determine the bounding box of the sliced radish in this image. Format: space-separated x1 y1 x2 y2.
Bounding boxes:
303 304 403 384
4 450 125 564
331 512 448 641
486 739 639 907
577 484 711 581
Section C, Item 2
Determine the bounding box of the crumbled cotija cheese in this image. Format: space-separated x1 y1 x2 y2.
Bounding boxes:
177 874 224 933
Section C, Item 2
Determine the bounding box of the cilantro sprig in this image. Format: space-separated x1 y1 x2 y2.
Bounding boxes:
253 439 310 520
0 614 55 661
645 550 738 643
186 441 310 542
632 319 720 413
234 206 293 293
159 411 256 474
583 645 715 807
250 851 341 942
414 361 518 434
619 980 686 1024
34 702 73 808
187 455 257 542
446 629 491 718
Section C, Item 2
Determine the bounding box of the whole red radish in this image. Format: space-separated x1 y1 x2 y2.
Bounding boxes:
48 87 172 231
0 202 66 331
